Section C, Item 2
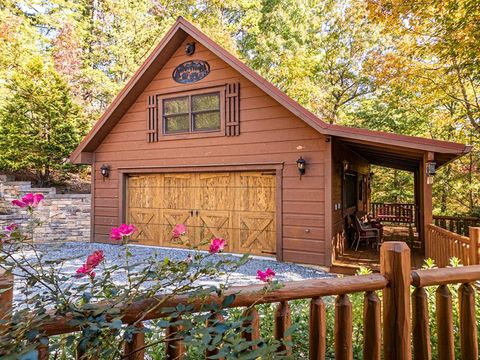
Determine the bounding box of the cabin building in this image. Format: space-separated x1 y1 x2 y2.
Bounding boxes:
71 18 471 268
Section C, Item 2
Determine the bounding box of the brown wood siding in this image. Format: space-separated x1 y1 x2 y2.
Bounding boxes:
92 36 328 266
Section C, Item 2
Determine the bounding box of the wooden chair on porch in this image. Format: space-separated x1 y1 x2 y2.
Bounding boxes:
351 214 382 251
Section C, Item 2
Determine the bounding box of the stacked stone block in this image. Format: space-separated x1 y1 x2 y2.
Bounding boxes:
0 177 91 243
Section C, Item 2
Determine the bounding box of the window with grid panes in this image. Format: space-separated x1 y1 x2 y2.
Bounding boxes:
163 92 221 134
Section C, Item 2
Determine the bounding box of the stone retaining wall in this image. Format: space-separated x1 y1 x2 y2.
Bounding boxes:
0 177 91 243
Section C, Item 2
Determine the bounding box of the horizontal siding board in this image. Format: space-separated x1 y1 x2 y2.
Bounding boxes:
283 238 324 252
282 176 324 189
95 207 118 216
98 128 322 153
95 216 118 226
283 226 324 240
283 250 325 264
283 201 324 215
95 146 326 162
283 189 324 202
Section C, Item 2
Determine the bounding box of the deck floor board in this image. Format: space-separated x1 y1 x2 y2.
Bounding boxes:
332 225 424 274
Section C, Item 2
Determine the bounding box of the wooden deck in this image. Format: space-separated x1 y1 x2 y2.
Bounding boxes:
331 225 424 274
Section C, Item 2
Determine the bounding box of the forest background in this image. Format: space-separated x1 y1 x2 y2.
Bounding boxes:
0 0 478 216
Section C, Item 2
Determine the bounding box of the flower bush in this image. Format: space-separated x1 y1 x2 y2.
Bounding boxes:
0 194 289 359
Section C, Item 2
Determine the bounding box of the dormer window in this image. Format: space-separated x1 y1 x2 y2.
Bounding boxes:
163 92 221 134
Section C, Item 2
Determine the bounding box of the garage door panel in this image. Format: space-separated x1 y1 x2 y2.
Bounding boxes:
198 172 235 211
163 174 196 210
128 175 163 209
237 212 276 255
197 210 233 251
236 173 275 212
161 209 196 248
128 208 160 245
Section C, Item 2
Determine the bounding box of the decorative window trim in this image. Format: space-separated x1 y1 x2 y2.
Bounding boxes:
146 83 240 142
146 95 158 143
225 82 240 136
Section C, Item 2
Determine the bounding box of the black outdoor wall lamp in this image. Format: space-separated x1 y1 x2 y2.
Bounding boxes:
100 164 110 180
426 161 436 184
296 156 306 178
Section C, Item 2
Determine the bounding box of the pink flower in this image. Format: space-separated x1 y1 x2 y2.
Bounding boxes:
75 263 95 279
110 224 137 240
2 223 19 240
11 193 44 209
256 268 275 283
118 224 136 237
172 224 187 239
86 250 104 268
4 224 18 233
209 238 226 254
75 250 104 279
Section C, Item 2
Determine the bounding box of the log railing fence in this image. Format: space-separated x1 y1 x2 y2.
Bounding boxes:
433 215 480 236
425 224 480 267
371 202 417 225
1 241 480 359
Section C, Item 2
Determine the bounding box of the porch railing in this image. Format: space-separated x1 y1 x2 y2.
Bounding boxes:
1 241 480 359
433 215 480 236
371 202 417 225
426 224 480 267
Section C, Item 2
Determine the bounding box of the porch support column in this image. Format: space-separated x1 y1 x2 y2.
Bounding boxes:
418 152 434 252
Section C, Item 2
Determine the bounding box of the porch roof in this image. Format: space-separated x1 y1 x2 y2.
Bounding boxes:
331 125 472 172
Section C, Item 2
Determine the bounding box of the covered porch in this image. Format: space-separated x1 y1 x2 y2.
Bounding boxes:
327 126 470 272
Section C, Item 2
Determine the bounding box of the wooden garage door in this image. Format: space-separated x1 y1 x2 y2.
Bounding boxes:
126 171 276 256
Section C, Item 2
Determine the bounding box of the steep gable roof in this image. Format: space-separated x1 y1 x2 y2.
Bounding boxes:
71 17 471 165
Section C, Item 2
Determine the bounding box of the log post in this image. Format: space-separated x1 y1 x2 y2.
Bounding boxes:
334 294 352 360
436 285 454 360
363 291 381 360
206 311 225 359
381 241 411 360
38 340 49 360
124 323 145 360
412 287 431 360
165 318 185 360
274 301 292 355
242 307 260 349
458 283 478 360
469 227 480 265
0 270 13 334
309 297 326 360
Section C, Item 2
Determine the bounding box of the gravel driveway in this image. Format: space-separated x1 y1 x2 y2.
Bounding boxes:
12 242 333 302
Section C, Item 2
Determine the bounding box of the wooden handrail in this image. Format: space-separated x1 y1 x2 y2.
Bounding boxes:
425 224 480 267
433 215 480 236
40 273 388 336
427 224 470 244
411 265 480 287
